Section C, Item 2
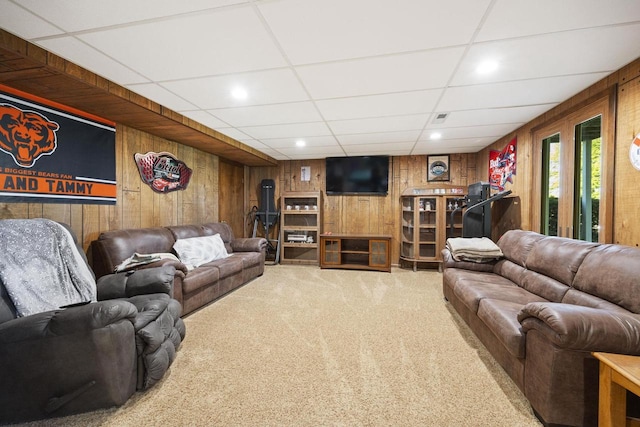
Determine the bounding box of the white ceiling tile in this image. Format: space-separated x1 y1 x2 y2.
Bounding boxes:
329 115 428 135
37 36 148 84
440 74 609 111
162 68 309 110
454 24 640 86
127 83 198 111
181 111 229 129
0 1 63 39
344 145 411 156
316 90 442 121
239 122 332 140
412 138 494 155
15 0 249 32
259 136 339 149
210 102 322 127
259 0 491 64
337 131 420 146
77 6 286 80
420 124 518 141
297 48 465 99
478 0 640 42
216 127 253 141
239 139 270 150
431 105 553 128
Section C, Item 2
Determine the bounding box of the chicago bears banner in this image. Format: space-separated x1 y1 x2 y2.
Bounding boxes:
0 84 116 204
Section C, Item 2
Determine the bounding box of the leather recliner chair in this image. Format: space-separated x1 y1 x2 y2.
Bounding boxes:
0 220 186 424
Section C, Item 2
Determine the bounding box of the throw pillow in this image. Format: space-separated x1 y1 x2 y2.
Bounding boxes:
172 233 230 269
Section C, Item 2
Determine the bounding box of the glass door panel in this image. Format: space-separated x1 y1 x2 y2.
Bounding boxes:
573 115 602 242
541 133 561 236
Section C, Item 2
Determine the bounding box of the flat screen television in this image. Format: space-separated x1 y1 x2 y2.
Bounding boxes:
325 156 389 195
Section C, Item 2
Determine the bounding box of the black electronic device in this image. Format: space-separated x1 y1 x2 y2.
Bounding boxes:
325 156 389 195
448 182 512 239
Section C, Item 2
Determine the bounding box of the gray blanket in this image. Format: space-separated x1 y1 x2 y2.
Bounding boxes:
0 218 96 317
446 237 503 263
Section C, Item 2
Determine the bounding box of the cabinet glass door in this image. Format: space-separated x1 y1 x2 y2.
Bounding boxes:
401 196 415 258
418 197 437 259
369 240 388 268
322 239 340 265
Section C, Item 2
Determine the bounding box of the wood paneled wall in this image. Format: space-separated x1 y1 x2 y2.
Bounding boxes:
476 56 640 247
248 154 478 264
0 124 220 250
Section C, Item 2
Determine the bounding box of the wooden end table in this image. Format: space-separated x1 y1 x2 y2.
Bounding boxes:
592 352 640 427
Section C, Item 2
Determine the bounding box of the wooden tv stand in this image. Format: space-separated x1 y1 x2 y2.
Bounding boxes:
319 234 391 272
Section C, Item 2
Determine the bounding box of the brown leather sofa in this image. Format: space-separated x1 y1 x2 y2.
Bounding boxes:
90 223 267 316
442 229 640 427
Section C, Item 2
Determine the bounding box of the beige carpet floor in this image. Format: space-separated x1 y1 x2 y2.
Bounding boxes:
15 265 542 427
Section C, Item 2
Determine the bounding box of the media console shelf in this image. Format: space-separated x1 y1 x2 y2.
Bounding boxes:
319 234 391 272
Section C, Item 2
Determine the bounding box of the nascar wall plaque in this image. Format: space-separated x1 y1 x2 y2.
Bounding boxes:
0 84 116 205
134 151 192 193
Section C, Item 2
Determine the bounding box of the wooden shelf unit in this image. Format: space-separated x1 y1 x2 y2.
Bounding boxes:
400 186 466 270
320 234 391 272
280 191 322 265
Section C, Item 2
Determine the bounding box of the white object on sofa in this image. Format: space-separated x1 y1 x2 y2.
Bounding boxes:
173 233 230 270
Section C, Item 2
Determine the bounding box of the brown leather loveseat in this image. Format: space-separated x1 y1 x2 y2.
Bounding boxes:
90 223 267 316
442 229 640 427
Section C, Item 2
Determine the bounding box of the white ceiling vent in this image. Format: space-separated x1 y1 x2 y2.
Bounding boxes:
432 112 449 124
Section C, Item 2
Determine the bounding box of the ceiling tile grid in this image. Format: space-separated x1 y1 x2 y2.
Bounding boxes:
1 0 639 160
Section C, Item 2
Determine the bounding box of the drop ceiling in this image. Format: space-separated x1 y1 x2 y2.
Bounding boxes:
1 0 640 161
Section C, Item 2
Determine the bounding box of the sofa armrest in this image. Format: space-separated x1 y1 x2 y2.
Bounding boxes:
96 265 177 300
518 302 640 354
231 237 268 252
441 249 496 272
0 300 137 344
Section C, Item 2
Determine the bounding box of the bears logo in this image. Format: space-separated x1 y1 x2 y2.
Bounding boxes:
0 104 59 168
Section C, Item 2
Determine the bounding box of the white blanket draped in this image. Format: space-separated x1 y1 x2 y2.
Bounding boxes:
0 218 96 317
446 237 503 263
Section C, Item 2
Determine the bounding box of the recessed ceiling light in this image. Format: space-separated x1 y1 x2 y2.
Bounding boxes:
231 86 248 100
476 60 499 74
430 132 442 140
295 140 306 147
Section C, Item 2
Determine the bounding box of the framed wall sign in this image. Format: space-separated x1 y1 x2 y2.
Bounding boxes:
134 151 192 193
427 155 450 182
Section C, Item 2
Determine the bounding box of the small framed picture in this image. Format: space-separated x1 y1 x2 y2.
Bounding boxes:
427 155 450 182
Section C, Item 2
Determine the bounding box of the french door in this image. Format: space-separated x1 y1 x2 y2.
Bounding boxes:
532 92 614 243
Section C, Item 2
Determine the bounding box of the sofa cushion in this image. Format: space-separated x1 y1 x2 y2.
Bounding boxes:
166 225 205 240
202 223 235 253
203 255 244 279
525 236 597 286
497 230 546 267
91 227 176 278
572 244 640 313
453 274 546 314
232 251 263 269
492 259 527 285
181 266 220 294
519 270 570 303
561 289 632 314
173 234 230 269
477 299 526 358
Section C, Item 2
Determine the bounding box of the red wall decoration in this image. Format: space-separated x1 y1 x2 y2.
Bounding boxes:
489 137 517 191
